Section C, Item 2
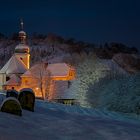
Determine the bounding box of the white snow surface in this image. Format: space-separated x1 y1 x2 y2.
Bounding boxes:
22 63 70 77
0 99 140 140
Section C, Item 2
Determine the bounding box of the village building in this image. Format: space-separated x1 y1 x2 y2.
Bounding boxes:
0 21 75 100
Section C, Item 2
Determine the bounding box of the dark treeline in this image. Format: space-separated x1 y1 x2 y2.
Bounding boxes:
0 32 139 68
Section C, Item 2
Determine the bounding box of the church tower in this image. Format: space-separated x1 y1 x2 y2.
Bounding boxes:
15 19 30 69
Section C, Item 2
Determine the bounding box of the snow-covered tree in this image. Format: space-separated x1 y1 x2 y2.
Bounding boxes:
65 54 109 107
87 73 140 115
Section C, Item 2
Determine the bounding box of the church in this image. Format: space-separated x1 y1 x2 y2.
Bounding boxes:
0 21 75 100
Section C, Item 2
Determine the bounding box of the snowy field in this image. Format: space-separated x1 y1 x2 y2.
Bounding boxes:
0 100 140 140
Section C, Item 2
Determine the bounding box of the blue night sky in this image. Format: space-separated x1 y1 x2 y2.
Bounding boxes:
0 0 140 48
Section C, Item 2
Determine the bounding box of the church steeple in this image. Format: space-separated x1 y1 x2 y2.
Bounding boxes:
15 19 30 69
19 19 26 44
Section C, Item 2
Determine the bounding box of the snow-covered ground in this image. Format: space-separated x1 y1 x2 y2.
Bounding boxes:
0 100 140 140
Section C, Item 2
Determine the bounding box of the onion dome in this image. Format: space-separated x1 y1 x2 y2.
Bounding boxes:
15 44 29 54
15 19 30 54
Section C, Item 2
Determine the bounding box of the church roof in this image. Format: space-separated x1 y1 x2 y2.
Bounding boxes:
4 74 21 86
22 63 70 77
48 63 70 77
19 30 26 35
15 44 30 53
0 55 28 75
15 44 29 49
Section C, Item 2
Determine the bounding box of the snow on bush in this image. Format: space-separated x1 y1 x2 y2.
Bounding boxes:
63 51 140 115
65 54 109 107
64 52 135 113
88 74 140 114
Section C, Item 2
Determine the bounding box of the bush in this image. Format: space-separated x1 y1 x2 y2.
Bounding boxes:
1 97 22 116
18 88 35 112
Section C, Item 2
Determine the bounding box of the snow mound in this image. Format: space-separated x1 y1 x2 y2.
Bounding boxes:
0 100 140 140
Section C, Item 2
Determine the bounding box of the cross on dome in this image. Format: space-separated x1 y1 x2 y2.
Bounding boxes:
19 19 26 44
20 18 24 30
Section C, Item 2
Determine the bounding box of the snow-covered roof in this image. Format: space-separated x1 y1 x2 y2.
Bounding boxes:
48 63 70 77
22 63 70 77
0 55 28 74
19 30 26 35
4 74 21 86
15 44 29 49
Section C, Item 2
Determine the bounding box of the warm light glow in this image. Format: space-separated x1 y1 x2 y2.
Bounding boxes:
27 53 30 69
5 59 76 99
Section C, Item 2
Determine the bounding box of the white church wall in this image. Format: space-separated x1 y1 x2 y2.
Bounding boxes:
0 74 6 90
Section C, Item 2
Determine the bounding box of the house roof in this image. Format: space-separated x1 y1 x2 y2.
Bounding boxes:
4 74 21 86
22 63 70 77
48 63 70 77
15 44 29 50
0 55 28 75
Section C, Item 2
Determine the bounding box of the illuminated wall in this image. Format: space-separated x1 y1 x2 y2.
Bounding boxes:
4 65 76 100
15 53 30 69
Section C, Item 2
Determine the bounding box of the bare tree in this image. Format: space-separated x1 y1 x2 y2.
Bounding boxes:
29 62 51 100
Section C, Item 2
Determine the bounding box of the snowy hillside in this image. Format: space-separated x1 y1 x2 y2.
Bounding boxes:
86 73 140 115
0 100 140 140
0 34 140 117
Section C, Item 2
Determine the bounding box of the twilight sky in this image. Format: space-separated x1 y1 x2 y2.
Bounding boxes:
0 0 140 48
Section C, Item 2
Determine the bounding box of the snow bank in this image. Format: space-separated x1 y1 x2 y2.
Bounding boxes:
0 100 140 140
